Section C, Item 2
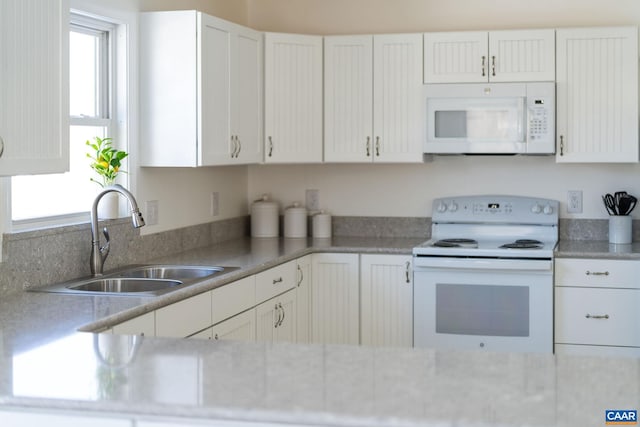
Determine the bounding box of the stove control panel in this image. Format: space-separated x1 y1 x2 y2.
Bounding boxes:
432 195 559 224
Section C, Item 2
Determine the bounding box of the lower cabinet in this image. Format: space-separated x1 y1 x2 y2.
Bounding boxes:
311 253 360 345
360 254 413 347
256 288 297 343
555 257 640 356
210 310 256 341
110 311 156 337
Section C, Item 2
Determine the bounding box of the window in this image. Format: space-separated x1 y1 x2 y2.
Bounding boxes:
10 13 123 225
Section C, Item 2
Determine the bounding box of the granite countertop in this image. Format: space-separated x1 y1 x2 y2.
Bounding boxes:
556 239 640 259
1 236 639 427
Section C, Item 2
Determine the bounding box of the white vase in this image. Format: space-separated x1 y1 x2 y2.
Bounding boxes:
98 191 120 219
609 215 632 244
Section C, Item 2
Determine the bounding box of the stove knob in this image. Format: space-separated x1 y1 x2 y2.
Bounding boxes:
448 202 458 212
437 202 448 213
531 204 542 214
543 204 554 215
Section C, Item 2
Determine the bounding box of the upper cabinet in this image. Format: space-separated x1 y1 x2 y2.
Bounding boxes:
423 29 555 83
324 34 424 163
140 11 262 167
264 33 323 163
0 0 69 176
555 27 639 163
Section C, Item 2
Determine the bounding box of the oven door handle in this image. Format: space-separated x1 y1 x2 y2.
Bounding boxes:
413 257 552 271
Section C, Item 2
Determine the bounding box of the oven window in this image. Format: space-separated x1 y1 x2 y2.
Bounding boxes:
435 284 529 337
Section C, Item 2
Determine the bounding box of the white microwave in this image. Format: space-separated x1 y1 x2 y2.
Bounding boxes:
424 82 555 154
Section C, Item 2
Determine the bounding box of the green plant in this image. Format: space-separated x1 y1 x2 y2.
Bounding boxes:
86 137 129 187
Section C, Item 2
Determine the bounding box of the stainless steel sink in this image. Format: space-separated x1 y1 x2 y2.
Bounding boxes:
67 278 183 294
115 265 225 281
32 264 238 297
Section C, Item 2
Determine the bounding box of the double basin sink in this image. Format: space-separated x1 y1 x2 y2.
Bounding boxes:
35 265 238 297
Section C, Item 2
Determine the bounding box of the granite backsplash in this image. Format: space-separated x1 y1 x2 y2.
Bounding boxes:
0 216 628 295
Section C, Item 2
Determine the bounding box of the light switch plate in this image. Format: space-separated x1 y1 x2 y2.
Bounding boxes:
567 190 583 214
146 200 159 225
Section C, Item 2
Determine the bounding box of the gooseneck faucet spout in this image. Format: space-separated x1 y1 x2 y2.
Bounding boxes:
90 184 145 277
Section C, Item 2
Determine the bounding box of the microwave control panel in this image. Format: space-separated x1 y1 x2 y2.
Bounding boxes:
525 82 555 153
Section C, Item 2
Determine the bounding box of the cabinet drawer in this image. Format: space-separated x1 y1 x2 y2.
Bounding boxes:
555 287 640 347
155 291 212 338
555 343 640 358
211 275 256 324
555 258 640 288
255 260 296 304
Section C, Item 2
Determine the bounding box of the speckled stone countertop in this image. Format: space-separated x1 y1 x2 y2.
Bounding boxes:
557 239 640 259
1 236 639 427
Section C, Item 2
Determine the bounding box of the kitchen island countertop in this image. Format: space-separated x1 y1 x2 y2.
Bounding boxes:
0 236 639 427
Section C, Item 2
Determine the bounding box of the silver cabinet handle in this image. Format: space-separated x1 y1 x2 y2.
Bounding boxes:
0 136 4 158
481 55 486 77
297 264 303 287
375 136 380 156
274 303 280 328
268 136 273 157
585 314 610 319
559 135 564 156
405 261 411 283
277 303 285 327
236 136 241 157
214 333 219 340
231 136 238 158
491 55 496 76
273 277 283 284
366 137 371 157
586 271 609 276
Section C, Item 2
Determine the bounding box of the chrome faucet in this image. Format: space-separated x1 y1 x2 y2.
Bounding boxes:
90 184 145 276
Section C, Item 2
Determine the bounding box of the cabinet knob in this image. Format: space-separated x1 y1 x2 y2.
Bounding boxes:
273 277 283 284
214 333 219 340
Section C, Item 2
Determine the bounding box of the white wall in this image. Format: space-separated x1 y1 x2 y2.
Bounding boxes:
246 0 640 219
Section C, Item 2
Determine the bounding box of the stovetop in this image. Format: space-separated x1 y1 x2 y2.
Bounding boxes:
413 195 559 259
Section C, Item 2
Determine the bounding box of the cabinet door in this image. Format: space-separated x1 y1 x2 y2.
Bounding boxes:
231 26 263 164
361 254 413 347
199 14 232 165
488 29 555 82
423 31 488 83
155 292 212 338
324 36 374 163
264 33 323 163
256 289 297 343
255 259 297 304
373 34 424 162
311 253 360 345
556 27 638 163
210 310 256 342
0 0 69 176
296 255 312 343
111 312 156 337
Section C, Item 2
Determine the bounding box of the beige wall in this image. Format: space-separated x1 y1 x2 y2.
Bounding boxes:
140 0 249 25
248 0 640 34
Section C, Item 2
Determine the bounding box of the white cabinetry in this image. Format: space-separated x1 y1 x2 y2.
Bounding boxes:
155 292 212 338
140 11 262 167
555 258 640 357
256 289 297 343
295 255 312 343
0 411 129 427
264 33 323 163
311 253 360 345
111 312 156 337
324 34 424 163
555 27 638 163
423 29 555 83
0 0 69 176
360 254 413 347
210 310 256 341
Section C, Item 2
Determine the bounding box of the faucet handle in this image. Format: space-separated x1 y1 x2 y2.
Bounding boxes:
100 227 111 262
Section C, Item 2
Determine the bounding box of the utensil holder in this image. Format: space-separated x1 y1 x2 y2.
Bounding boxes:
609 216 632 244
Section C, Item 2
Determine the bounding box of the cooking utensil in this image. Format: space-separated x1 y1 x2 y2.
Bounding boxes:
602 192 637 216
603 193 617 215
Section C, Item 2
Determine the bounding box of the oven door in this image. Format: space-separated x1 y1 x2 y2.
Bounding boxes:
413 258 553 353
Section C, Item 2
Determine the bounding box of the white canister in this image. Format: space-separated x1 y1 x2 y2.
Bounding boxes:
312 211 332 238
609 215 632 244
284 203 307 238
251 195 279 238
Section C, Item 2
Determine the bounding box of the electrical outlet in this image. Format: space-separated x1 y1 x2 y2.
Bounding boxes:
567 190 583 214
306 189 320 211
146 200 159 225
210 192 219 217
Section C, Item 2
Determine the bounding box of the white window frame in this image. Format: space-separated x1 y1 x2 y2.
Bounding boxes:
9 10 129 232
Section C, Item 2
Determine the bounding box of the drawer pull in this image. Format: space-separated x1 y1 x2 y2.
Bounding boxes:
585 271 609 276
273 277 283 285
585 313 610 319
